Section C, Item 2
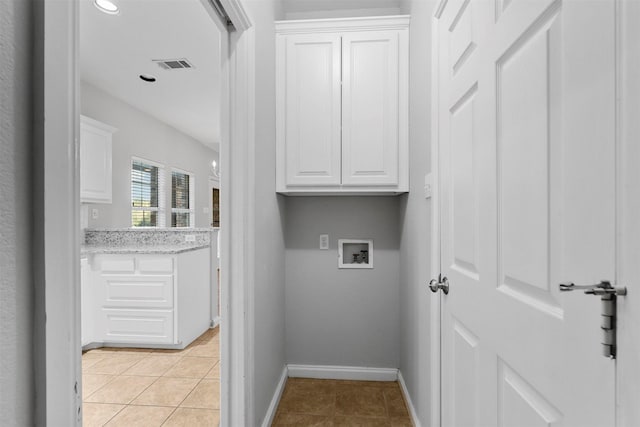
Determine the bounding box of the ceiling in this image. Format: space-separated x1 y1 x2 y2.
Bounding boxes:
80 0 222 151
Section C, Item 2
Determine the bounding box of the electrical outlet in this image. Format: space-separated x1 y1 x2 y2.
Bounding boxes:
91 208 99 219
319 234 329 250
185 235 196 242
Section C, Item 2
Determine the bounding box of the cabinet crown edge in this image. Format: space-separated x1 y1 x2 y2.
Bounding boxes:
81 114 118 134
275 15 410 34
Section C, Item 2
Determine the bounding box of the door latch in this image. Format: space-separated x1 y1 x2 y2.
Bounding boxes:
429 275 449 295
559 280 627 358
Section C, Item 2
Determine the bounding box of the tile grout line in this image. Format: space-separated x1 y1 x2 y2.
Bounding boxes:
83 374 118 401
96 403 126 427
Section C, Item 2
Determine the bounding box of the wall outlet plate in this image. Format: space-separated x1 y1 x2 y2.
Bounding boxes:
185 235 196 242
319 234 329 250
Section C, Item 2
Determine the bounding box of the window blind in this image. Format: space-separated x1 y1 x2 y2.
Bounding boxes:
131 159 164 227
171 170 193 227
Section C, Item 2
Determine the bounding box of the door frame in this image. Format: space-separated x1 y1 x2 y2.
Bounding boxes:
38 0 254 425
430 1 634 426
615 0 640 424
429 1 447 426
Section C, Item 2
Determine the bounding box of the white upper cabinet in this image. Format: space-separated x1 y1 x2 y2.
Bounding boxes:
276 16 409 195
80 115 116 203
342 31 400 186
285 34 342 186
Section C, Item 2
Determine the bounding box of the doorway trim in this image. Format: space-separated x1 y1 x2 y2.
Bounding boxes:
39 0 254 424
615 0 640 424
429 2 446 426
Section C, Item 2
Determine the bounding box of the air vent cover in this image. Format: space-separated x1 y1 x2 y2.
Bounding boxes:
153 58 195 70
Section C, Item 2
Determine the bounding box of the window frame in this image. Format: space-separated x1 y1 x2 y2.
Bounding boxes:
170 167 195 228
130 156 165 228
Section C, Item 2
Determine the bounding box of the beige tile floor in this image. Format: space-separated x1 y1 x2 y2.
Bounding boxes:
82 327 220 427
272 378 413 427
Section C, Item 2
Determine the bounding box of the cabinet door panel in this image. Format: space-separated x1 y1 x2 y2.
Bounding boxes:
342 31 399 186
101 309 174 344
80 116 114 203
99 275 174 309
285 34 342 186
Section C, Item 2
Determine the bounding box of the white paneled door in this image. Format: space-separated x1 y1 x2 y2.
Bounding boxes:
436 0 616 426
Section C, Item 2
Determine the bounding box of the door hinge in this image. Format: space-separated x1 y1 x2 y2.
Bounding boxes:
559 280 627 358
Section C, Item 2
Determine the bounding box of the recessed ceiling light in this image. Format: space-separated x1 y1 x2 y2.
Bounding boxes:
94 0 119 15
139 74 157 83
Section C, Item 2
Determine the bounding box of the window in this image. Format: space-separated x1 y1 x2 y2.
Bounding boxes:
131 158 164 227
212 187 220 227
171 169 194 227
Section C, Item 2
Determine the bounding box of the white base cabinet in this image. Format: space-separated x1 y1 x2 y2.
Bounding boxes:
83 249 210 349
276 16 409 195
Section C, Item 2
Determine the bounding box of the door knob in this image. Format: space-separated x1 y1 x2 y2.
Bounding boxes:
429 276 449 295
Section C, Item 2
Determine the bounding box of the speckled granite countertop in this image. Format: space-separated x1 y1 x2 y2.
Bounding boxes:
81 243 209 255
81 228 214 256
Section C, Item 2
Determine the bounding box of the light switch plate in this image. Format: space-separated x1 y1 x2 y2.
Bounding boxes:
319 234 329 250
91 208 99 219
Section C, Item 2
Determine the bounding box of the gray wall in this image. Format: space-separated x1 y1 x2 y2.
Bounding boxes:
398 0 434 425
0 0 35 424
81 81 219 229
285 197 400 368
244 0 287 425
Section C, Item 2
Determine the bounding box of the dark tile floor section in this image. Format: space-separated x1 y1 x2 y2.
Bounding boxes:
272 378 413 426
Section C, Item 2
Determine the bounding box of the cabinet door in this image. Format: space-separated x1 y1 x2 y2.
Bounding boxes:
342 31 399 186
80 116 114 203
284 34 342 186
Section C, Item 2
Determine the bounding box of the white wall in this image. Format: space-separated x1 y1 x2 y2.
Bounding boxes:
242 0 287 425
81 81 219 229
285 197 400 368
283 0 401 19
0 0 35 424
398 0 435 425
285 7 401 20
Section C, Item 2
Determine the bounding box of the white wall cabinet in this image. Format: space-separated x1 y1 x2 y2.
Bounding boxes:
83 249 210 349
80 115 116 203
276 16 409 195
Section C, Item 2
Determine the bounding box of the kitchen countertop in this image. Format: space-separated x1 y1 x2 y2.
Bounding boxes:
81 243 209 255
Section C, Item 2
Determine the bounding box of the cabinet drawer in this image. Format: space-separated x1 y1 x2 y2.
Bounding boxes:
138 257 174 274
101 309 174 344
101 275 173 308
99 257 135 274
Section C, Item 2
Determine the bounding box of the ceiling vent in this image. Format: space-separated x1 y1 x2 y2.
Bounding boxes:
153 59 195 70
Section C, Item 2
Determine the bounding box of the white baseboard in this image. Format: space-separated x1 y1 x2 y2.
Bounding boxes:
261 366 288 427
211 316 221 328
287 364 398 382
398 370 421 427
